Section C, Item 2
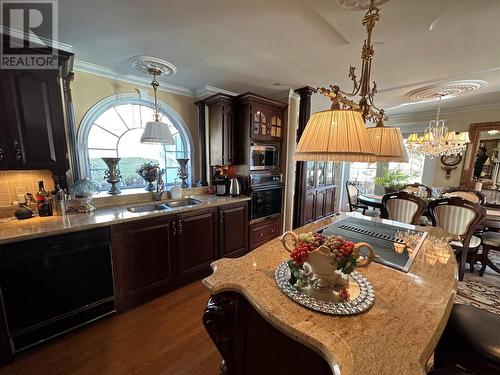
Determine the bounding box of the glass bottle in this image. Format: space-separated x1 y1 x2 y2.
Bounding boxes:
36 181 53 217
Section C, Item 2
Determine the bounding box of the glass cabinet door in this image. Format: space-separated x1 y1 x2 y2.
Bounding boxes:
306 161 316 189
325 162 335 185
316 162 325 187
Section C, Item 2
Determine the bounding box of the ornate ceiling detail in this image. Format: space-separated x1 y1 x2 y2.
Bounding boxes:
130 56 177 77
406 80 487 101
334 0 390 11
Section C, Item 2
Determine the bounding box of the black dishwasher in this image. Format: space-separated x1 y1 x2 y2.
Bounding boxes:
0 227 115 353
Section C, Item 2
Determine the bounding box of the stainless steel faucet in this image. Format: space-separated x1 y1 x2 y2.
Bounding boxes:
154 167 164 201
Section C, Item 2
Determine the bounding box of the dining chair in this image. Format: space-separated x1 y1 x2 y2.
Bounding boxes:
443 188 486 205
401 183 432 198
345 181 369 214
428 198 486 281
380 191 426 225
478 231 500 276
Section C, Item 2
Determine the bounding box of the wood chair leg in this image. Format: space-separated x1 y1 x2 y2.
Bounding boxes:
458 247 468 281
479 245 489 277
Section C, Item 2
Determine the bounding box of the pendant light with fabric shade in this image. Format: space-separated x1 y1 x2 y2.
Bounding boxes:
140 67 175 145
294 0 405 162
294 109 376 162
366 115 408 162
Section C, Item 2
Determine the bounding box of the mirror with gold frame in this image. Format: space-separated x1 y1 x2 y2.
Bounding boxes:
460 121 500 190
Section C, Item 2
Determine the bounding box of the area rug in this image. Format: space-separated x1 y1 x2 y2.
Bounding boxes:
455 251 500 316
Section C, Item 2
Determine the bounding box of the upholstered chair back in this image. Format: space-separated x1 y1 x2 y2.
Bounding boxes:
428 198 485 237
381 191 426 225
444 190 485 205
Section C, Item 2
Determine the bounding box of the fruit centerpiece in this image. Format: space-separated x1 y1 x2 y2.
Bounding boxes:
281 231 376 302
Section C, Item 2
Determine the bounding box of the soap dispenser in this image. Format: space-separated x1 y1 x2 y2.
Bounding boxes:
170 179 182 199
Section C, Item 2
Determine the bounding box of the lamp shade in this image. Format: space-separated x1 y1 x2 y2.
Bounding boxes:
456 131 470 143
140 121 175 145
294 109 376 162
366 125 408 162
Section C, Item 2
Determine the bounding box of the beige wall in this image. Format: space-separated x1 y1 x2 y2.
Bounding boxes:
71 71 200 180
388 107 500 188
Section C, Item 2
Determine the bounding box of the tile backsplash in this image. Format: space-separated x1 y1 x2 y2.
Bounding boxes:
0 170 54 207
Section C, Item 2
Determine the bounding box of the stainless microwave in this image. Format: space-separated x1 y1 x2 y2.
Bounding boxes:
250 144 279 171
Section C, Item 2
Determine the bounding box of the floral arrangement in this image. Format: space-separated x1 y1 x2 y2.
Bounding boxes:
287 232 360 301
136 161 159 182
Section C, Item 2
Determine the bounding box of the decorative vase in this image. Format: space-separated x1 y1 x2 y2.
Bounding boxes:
176 158 189 188
102 157 122 195
281 231 376 289
137 169 158 191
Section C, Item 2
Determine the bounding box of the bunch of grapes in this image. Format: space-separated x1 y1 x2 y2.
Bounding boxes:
290 241 316 265
339 287 350 301
298 232 326 247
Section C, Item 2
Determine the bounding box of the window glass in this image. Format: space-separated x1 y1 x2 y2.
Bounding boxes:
349 163 378 194
84 102 190 191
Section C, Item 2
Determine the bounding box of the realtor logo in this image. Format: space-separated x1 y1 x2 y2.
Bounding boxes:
0 0 58 69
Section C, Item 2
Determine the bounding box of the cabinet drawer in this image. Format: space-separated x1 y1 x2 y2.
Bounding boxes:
250 216 280 250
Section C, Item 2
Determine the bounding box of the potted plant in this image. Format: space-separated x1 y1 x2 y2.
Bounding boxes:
374 168 413 194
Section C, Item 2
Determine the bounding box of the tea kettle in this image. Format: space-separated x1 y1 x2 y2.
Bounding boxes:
229 178 241 197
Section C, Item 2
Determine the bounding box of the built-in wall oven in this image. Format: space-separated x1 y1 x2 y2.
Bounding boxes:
249 174 283 221
250 143 279 171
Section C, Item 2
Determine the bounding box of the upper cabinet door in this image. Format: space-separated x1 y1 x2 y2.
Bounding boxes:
0 70 68 171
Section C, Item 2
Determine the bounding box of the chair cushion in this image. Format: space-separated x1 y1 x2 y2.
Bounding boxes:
482 231 500 247
450 235 481 249
446 304 500 365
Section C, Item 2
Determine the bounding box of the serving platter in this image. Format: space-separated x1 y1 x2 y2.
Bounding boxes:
275 261 375 315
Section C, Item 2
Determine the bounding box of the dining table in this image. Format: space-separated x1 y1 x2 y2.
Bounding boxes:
358 194 500 230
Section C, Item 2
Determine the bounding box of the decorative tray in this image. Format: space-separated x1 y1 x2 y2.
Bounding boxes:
275 261 375 315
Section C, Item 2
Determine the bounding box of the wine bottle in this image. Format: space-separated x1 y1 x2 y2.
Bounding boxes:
36 181 53 217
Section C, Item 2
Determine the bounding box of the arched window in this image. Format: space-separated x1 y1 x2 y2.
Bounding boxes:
77 93 192 191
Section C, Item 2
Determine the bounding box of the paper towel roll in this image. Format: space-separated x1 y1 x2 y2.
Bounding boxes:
475 182 482 191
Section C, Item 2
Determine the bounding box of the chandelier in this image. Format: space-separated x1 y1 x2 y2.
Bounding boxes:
295 0 407 162
407 95 470 158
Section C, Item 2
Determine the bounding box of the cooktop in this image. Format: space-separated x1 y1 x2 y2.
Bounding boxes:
319 216 427 272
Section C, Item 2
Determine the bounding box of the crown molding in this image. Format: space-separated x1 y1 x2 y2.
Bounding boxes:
74 60 194 97
0 26 73 53
193 84 238 98
388 101 500 123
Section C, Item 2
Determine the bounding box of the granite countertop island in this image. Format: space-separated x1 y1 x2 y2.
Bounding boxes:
0 194 250 245
203 212 457 375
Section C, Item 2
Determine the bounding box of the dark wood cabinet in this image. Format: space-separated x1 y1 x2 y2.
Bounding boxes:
111 202 248 311
302 162 337 225
237 94 287 142
177 208 218 282
249 215 281 250
219 203 249 258
111 216 178 311
0 51 73 172
205 94 235 166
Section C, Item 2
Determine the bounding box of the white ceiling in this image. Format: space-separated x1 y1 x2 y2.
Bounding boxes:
59 0 500 116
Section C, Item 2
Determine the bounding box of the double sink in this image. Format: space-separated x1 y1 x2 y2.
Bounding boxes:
127 198 203 213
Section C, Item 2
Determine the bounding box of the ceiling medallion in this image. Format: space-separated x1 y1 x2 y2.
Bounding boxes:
130 56 177 77
406 80 487 101
334 0 390 11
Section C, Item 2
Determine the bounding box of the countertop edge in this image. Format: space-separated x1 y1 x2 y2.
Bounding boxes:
0 195 251 245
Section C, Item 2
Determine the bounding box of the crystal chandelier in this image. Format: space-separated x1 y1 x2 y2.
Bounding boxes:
407 95 470 158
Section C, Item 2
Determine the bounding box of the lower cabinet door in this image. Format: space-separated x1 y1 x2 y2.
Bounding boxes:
111 216 178 311
314 190 326 220
177 208 218 283
324 187 336 217
219 203 248 258
304 191 316 224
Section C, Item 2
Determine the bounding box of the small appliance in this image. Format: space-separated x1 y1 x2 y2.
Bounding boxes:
229 178 241 197
213 175 229 196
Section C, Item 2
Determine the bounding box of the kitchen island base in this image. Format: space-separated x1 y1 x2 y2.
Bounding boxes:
203 292 332 375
